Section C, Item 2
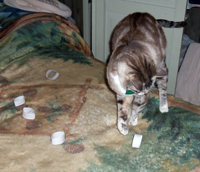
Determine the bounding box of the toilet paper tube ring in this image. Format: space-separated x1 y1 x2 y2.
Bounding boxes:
46 69 59 80
51 131 65 145
22 107 36 120
14 95 25 106
132 134 143 148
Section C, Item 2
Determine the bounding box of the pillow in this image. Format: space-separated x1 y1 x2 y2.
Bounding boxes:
4 0 72 18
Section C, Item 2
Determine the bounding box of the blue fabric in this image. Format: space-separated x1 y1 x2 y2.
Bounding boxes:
0 0 32 28
189 0 200 4
0 0 75 28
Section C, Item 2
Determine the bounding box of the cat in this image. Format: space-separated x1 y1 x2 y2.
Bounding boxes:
107 12 186 135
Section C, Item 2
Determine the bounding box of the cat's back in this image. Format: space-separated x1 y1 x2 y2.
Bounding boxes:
111 12 166 55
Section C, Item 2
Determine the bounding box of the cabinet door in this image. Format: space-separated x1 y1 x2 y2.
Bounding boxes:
92 0 187 94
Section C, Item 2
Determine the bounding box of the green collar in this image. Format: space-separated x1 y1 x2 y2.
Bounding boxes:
125 90 135 95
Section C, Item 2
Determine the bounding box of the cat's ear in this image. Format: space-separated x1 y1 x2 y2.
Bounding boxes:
156 68 167 77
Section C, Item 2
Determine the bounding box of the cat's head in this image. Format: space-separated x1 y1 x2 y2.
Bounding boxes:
125 74 156 95
118 61 167 95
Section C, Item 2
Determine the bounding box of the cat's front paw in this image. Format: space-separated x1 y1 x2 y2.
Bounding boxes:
129 116 138 126
160 103 169 113
118 118 129 135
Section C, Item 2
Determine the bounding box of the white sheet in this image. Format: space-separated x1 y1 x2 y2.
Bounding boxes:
4 0 72 18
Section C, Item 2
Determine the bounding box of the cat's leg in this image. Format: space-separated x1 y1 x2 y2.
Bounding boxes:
156 75 169 113
129 94 148 126
117 94 133 135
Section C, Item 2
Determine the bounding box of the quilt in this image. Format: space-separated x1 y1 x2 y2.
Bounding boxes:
0 12 200 172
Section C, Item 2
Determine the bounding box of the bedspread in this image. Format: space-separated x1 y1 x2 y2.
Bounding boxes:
0 13 200 172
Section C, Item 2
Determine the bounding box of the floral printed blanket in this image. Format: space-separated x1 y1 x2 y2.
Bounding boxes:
0 13 200 172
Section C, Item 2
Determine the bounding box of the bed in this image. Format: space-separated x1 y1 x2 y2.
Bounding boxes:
0 1 200 172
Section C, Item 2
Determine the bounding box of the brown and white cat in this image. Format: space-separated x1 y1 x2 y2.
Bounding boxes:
107 12 186 135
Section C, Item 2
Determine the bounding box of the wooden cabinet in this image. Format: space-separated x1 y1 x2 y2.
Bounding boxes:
92 0 187 94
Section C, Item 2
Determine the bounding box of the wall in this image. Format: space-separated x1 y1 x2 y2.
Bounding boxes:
58 0 83 35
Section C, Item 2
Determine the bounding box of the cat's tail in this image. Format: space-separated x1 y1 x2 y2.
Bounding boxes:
156 19 187 28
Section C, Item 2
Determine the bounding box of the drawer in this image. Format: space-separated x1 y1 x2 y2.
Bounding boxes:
106 0 176 20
